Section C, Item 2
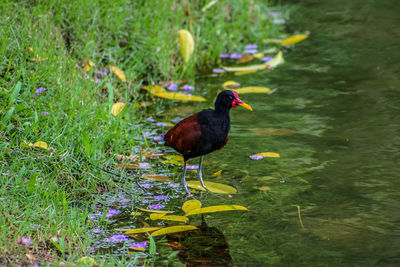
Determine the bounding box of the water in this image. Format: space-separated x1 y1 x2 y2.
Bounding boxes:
90 1 400 265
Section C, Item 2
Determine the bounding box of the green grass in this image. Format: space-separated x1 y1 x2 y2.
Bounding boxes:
0 0 281 265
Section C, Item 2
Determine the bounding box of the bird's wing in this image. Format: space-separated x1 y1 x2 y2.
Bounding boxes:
164 113 202 154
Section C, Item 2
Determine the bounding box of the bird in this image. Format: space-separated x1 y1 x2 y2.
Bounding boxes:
164 90 252 194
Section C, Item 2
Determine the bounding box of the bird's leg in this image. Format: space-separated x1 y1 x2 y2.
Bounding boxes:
182 160 190 194
198 156 208 190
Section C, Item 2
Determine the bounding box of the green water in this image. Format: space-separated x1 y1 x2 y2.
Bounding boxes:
91 1 400 265
193 0 400 266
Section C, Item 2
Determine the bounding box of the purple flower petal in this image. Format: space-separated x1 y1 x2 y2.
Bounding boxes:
106 234 129 243
103 69 109 75
213 68 225 73
154 195 168 201
250 155 264 160
88 214 100 220
140 183 153 189
169 183 180 188
147 204 164 210
146 117 156 122
180 85 195 91
119 198 131 203
230 53 242 59
40 112 50 116
93 227 103 233
220 54 230 58
171 118 182 123
97 72 103 78
20 237 32 246
105 209 121 218
35 87 47 96
156 122 169 127
262 56 273 62
186 165 199 170
153 134 165 141
167 83 178 91
139 162 150 168
132 241 148 249
243 49 258 54
245 44 258 50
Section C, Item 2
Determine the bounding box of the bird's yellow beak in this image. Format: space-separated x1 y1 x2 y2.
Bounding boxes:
239 102 253 111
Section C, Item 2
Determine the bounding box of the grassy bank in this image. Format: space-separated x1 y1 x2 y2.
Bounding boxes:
0 0 281 265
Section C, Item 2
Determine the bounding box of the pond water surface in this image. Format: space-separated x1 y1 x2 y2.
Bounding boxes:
90 0 400 266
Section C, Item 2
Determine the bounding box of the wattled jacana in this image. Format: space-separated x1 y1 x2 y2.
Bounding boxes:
164 90 252 193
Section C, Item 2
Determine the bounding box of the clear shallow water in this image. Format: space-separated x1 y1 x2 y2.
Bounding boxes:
90 1 400 265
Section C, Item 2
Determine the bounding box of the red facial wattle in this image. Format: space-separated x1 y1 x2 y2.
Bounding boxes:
231 91 253 111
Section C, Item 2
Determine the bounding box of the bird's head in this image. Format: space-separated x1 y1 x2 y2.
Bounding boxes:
215 90 253 112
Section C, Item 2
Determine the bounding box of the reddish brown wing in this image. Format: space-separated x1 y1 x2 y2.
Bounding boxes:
164 113 201 155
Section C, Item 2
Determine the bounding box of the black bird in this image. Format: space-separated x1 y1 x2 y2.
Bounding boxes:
164 90 252 193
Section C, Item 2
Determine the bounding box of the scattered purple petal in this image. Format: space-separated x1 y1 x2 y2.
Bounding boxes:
230 53 243 59
245 44 258 50
181 85 195 91
88 214 100 220
139 162 150 168
106 234 129 243
40 112 50 116
280 180 286 183
93 228 103 234
167 83 178 91
273 19 285 24
213 68 225 73
141 199 151 204
250 155 264 160
140 183 153 189
268 65 274 70
156 122 169 127
103 69 109 75
147 204 165 210
119 198 131 203
35 87 47 96
262 56 273 62
97 72 103 78
220 54 230 58
19 237 32 246
186 165 199 170
146 117 156 122
153 134 165 141
106 209 121 218
171 118 182 123
243 49 258 54
154 195 168 201
95 79 101 83
169 183 180 188
132 241 148 249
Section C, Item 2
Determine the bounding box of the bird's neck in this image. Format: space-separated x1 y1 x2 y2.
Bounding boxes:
214 106 231 120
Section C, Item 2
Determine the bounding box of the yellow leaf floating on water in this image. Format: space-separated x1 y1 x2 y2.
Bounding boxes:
262 38 284 44
186 181 237 194
234 70 258 76
110 66 126 81
185 205 248 216
182 200 202 213
142 85 166 94
130 212 143 216
258 186 272 192
137 208 175 214
156 92 206 102
150 214 189 223
84 60 94 72
235 86 271 94
223 63 269 72
111 102 126 116
149 213 167 220
282 34 309 46
140 174 172 182
151 225 198 237
237 54 254 64
212 170 222 177
253 152 281 158
119 227 161 234
266 51 284 68
178 29 195 63
222 81 240 89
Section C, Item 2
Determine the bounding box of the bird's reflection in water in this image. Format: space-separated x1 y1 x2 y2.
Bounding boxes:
167 215 233 267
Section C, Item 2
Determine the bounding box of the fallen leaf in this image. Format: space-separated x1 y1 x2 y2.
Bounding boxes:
140 174 172 182
178 30 195 63
235 86 270 94
112 102 126 116
282 33 309 46
110 66 126 81
258 186 272 191
137 208 175 214
149 213 167 220
141 85 167 94
130 212 143 216
237 54 254 64
151 225 198 237
253 52 264 59
155 92 206 102
186 181 237 194
151 214 189 223
119 162 150 169
182 200 202 213
222 63 269 72
84 60 94 72
212 170 222 176
234 70 258 76
255 152 280 158
119 227 161 234
222 81 240 89
162 241 182 249
266 51 284 68
185 205 248 216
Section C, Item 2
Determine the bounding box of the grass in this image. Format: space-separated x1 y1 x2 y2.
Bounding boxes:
0 0 282 265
